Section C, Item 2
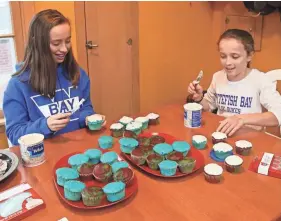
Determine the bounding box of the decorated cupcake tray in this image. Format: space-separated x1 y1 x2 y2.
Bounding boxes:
121 133 205 178
53 152 138 209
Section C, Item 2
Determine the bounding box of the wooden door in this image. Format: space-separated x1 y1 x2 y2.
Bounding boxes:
84 2 139 121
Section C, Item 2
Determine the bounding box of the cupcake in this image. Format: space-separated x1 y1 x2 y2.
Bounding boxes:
178 157 196 174
225 155 243 173
123 130 137 139
131 148 147 165
98 136 114 149
103 181 126 202
81 186 105 206
125 121 142 136
212 132 227 144
100 152 118 165
113 168 134 186
146 153 164 170
77 163 95 181
150 135 165 146
56 167 79 187
68 154 89 170
111 161 129 173
166 151 184 162
137 137 151 146
213 142 233 160
235 140 252 156
119 137 139 154
139 145 154 157
192 135 207 149
84 149 102 164
172 141 191 156
119 116 133 126
110 123 125 138
146 113 160 125
64 180 85 201
153 143 173 157
158 160 178 176
93 163 113 182
135 117 149 130
87 114 104 130
204 163 223 183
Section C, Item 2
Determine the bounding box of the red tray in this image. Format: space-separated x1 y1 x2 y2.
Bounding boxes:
121 132 205 178
53 152 138 209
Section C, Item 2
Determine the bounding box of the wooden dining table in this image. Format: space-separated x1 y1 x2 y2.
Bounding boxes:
1 104 281 221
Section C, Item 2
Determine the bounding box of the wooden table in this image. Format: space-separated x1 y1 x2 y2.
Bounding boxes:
1 104 281 221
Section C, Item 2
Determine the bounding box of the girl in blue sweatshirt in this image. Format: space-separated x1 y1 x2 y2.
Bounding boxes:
3 9 105 145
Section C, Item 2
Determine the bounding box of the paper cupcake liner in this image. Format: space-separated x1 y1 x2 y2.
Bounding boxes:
204 172 221 183
225 162 242 173
88 120 104 130
212 137 226 144
131 154 146 165
82 192 105 206
89 158 100 164
64 189 82 201
159 167 177 176
111 129 124 138
141 121 149 130
99 142 113 150
179 160 196 174
192 140 207 150
235 146 252 156
105 189 125 202
214 150 232 160
120 145 137 154
148 118 160 125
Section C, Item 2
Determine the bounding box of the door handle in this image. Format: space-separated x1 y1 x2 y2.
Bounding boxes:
85 41 98 49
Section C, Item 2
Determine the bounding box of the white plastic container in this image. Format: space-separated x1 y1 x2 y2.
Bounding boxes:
183 103 202 128
18 133 45 167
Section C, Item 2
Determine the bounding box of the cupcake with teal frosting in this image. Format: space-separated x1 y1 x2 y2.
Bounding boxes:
119 137 139 154
100 152 118 165
158 160 178 176
192 135 207 149
111 161 129 173
172 141 191 156
64 180 86 201
87 114 104 130
98 136 114 149
68 154 89 170
125 121 142 136
135 117 149 130
153 143 173 157
56 167 79 187
103 181 126 202
84 149 102 164
119 116 133 126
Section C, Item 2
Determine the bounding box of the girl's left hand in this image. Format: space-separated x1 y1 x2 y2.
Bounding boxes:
85 114 107 126
217 115 244 136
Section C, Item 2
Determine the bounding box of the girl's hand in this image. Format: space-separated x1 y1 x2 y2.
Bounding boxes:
217 115 244 136
188 81 204 102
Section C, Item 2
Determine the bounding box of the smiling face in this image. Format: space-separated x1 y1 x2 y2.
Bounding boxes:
49 23 71 63
219 38 253 81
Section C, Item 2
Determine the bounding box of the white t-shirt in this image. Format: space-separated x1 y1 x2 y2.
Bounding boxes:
204 69 281 126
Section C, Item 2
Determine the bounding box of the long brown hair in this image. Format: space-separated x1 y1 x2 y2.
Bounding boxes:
14 9 80 98
217 29 254 67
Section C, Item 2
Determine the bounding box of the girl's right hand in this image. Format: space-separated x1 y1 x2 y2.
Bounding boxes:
188 81 204 102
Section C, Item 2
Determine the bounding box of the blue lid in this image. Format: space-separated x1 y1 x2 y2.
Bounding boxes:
159 160 178 169
153 143 173 155
64 180 86 192
98 136 113 143
103 181 125 194
68 154 89 166
84 149 102 158
111 161 129 173
56 167 79 179
119 138 138 147
100 151 118 163
172 141 191 152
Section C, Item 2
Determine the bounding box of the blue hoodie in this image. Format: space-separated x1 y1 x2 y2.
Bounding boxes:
3 65 95 145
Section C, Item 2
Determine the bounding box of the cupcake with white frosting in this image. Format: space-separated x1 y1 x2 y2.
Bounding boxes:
146 113 160 125
204 163 223 183
224 155 243 173
135 117 149 130
87 114 104 130
110 123 124 138
212 132 227 144
192 135 207 149
119 116 133 126
125 121 142 136
235 140 252 156
213 142 233 160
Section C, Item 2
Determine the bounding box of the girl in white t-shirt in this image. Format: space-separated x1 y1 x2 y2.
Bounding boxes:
188 29 281 136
